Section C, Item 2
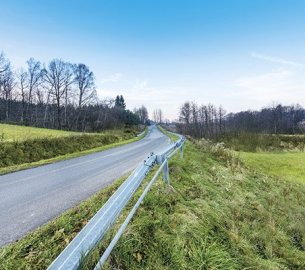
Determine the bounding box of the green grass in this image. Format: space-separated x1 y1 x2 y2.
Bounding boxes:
1 139 305 269
158 125 180 141
241 151 305 183
0 124 80 141
0 127 148 175
220 132 305 152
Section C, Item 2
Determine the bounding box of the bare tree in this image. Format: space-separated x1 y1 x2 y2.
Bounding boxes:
218 105 226 133
179 101 227 139
0 66 15 120
134 105 148 124
0 53 10 100
73 63 96 108
16 68 29 122
153 108 163 124
179 102 191 125
0 52 10 74
42 59 74 128
24 58 42 123
27 58 42 104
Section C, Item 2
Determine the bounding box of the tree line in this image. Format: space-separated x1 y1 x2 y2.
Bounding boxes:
0 52 148 131
177 101 305 139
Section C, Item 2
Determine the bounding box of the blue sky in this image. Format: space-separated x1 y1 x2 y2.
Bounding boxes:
1 0 305 119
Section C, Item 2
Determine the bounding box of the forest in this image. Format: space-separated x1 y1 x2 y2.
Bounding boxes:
177 101 305 139
0 52 148 132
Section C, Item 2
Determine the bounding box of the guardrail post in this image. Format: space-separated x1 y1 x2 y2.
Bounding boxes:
180 143 184 159
163 157 170 184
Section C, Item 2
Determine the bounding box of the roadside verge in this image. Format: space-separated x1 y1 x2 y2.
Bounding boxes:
0 127 147 175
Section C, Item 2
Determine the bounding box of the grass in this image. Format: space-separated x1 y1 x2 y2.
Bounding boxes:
219 132 305 183
0 125 148 175
0 123 80 141
1 138 305 269
241 151 305 183
220 132 305 152
158 125 180 141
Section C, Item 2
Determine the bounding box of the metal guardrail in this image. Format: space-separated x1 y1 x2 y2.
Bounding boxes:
48 133 185 270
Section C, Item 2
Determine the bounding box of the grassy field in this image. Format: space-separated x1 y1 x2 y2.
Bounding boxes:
220 132 305 152
1 139 304 269
220 132 305 183
241 151 305 183
0 124 79 141
0 124 147 174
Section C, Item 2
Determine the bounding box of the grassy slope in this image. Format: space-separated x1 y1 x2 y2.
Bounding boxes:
0 126 147 175
1 140 305 269
0 124 80 141
96 141 305 270
241 151 305 183
158 125 180 141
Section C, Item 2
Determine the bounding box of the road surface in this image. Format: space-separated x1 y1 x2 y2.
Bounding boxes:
0 126 170 247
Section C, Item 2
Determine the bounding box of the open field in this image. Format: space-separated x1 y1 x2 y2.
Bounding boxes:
241 151 305 183
220 133 305 183
1 139 304 269
0 124 80 141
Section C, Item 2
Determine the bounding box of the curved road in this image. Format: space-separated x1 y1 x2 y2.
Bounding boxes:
0 126 170 247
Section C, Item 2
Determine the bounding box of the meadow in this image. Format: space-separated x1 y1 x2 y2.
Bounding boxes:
0 124 79 141
220 132 305 152
241 151 305 183
218 132 305 183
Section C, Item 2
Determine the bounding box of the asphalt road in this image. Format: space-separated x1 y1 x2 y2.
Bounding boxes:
0 125 171 247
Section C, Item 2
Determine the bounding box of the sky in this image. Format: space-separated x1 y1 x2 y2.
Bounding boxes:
0 0 305 120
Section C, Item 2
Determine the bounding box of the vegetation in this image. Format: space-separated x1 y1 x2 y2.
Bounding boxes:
0 124 146 174
0 52 149 131
216 132 305 183
220 132 305 152
177 101 305 139
158 125 180 141
1 139 304 269
0 123 79 141
241 151 305 183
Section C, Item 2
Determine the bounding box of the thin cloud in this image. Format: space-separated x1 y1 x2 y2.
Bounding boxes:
251 52 305 68
100 72 123 84
235 69 292 89
234 69 305 105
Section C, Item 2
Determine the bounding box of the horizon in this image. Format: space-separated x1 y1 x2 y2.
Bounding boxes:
1 0 305 120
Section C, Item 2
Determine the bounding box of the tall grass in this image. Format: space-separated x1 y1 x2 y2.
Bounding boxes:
82 140 305 269
220 132 305 152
